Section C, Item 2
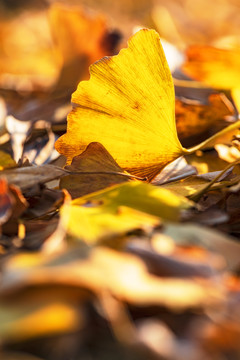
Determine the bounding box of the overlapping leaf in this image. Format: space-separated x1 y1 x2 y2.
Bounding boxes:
60 181 193 242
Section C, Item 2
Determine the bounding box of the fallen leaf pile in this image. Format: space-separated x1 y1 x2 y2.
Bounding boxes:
0 1 240 360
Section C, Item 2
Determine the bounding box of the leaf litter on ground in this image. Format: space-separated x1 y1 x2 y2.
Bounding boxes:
1 5 240 360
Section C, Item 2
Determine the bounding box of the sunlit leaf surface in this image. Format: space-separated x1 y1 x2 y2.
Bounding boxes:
55 29 186 181
60 181 193 242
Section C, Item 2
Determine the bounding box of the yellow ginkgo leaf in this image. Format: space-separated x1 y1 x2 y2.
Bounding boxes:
55 29 240 181
56 29 185 181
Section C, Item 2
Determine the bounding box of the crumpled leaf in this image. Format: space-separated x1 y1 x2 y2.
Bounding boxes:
60 142 131 198
56 29 240 181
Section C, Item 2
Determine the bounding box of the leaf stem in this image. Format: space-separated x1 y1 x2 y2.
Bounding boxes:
185 120 240 154
188 158 240 202
173 78 212 89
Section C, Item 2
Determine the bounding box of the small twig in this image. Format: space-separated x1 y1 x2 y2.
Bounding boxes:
188 159 240 202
